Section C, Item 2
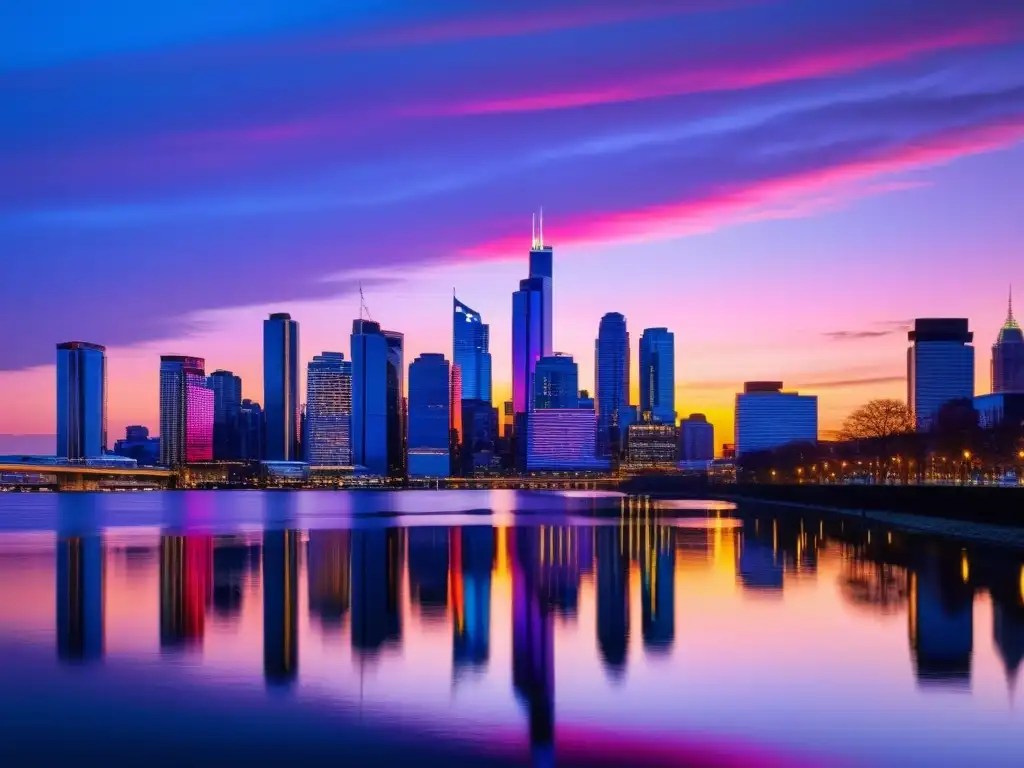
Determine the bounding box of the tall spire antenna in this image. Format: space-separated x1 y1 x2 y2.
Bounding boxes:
539 206 544 248
359 282 373 322
1010 285 1015 321
531 212 536 248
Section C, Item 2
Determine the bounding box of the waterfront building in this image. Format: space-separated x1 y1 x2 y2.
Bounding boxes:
526 410 610 472
973 393 1024 429
408 353 451 478
159 355 213 466
461 399 500 475
534 354 579 409
383 330 406 478
351 319 389 475
908 318 974 431
112 425 160 465
55 341 107 460
263 313 300 461
453 296 492 403
450 363 463 448
639 328 675 425
734 381 817 457
679 413 715 461
207 370 242 460
305 352 352 467
992 290 1024 393
595 313 630 458
239 399 264 461
626 418 677 469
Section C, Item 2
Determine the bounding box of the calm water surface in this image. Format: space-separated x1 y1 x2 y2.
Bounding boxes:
1 490 1022 766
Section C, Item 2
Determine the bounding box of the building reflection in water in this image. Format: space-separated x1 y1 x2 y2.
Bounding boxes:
307 531 351 628
512 526 555 766
351 529 403 657
453 526 494 677
596 525 629 679
408 527 449 622
640 525 675 655
908 549 973 689
993 595 1024 696
56 536 104 662
212 538 260 619
263 530 298 686
160 535 212 650
537 525 591 620
737 520 783 593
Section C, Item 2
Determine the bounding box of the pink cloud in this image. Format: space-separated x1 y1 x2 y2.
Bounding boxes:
465 118 1024 258
407 20 1021 116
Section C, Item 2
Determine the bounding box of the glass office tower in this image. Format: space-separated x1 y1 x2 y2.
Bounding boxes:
534 354 579 410
907 319 974 430
207 369 242 460
305 352 352 467
639 327 676 425
679 413 715 461
408 353 451 477
263 313 300 461
159 355 213 466
383 330 406 479
734 382 817 457
595 313 630 457
351 319 389 475
453 296 492 403
992 291 1024 393
55 341 107 460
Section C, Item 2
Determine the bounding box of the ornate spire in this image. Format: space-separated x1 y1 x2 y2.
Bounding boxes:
1004 285 1019 330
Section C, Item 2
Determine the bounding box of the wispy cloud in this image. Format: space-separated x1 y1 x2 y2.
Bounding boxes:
824 320 911 341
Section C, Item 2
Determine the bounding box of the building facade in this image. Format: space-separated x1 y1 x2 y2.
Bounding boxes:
207 370 242 460
595 313 630 458
56 341 107 460
159 355 213 466
383 330 406 478
578 389 595 411
907 319 975 430
734 382 817 457
461 399 500 475
992 292 1024 393
626 421 678 469
512 277 547 416
304 352 352 467
408 353 451 478
679 413 715 461
453 296 492 403
112 425 160 465
351 319 389 475
239 399 264 461
973 393 1024 430
534 354 579 410
639 328 675 425
263 313 300 461
526 410 609 472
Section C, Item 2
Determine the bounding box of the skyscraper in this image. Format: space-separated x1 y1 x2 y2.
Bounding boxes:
734 381 817 456
408 353 451 478
453 296 492 403
263 313 300 461
529 211 554 360
907 319 975 430
207 370 242 460
383 330 406 479
55 341 107 460
159 356 213 467
639 328 676 425
534 354 579 409
304 352 352 467
239 399 264 461
595 313 630 458
527 410 608 472
351 319 389 475
512 277 547 415
680 413 714 461
992 289 1024 393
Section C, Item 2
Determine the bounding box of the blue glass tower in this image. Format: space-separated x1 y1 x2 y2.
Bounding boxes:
408 353 451 477
351 319 389 475
305 352 352 467
453 296 492 403
512 278 546 416
534 354 579 409
56 341 107 460
263 313 300 461
383 330 406 478
639 327 676 425
207 369 242 460
907 319 974 430
595 313 630 457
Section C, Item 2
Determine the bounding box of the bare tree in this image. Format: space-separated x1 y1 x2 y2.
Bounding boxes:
840 399 915 441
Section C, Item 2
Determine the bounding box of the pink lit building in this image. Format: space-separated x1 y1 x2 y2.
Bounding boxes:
159 356 214 466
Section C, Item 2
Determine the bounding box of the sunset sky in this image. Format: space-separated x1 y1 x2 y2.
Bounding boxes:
2 0 1024 452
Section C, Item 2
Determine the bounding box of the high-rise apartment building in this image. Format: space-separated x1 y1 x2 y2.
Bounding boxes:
159 355 213 466
512 277 547 416
55 341 107 460
639 328 675 425
305 352 352 467
263 313 300 461
207 370 242 460
383 330 406 479
534 354 579 409
595 313 630 457
679 413 714 461
453 296 492 403
408 353 451 477
992 291 1024 393
239 399 264 461
907 319 974 430
734 382 817 457
351 319 389 475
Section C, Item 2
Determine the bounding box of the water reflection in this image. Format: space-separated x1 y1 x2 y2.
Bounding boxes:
12 495 1024 764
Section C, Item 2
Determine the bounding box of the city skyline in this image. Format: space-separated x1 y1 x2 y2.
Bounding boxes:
3 1 1024 451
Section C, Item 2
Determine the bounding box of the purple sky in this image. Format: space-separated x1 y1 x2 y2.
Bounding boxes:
2 0 1024 449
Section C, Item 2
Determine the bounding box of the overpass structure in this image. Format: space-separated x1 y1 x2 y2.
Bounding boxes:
0 461 175 491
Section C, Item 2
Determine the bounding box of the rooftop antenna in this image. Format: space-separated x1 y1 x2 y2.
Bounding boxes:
359 282 373 322
531 212 537 248
539 206 544 248
1010 285 1015 321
